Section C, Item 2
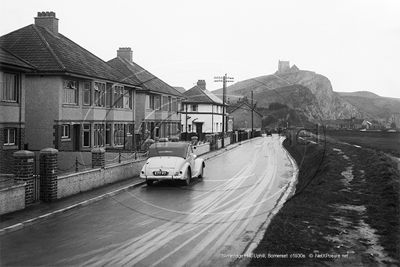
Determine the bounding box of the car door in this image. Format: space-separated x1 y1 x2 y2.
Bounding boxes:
186 144 195 168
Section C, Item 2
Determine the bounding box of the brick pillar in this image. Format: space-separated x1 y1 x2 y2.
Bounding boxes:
13 150 35 206
92 148 105 168
40 148 58 202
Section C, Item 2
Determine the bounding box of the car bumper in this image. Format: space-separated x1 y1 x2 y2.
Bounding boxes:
140 174 184 180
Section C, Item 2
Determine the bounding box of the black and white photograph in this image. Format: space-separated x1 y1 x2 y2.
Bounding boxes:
0 1 399 266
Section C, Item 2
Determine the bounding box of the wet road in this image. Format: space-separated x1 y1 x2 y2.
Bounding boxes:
0 136 297 267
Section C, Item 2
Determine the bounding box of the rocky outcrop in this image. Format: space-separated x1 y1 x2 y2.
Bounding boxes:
215 70 362 120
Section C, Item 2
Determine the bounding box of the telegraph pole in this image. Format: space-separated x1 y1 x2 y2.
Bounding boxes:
214 74 234 148
251 89 254 137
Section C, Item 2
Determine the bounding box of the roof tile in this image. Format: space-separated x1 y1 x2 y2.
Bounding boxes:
108 57 182 96
0 25 140 86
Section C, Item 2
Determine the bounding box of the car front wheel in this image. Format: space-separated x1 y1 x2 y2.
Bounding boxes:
183 168 191 186
198 166 204 179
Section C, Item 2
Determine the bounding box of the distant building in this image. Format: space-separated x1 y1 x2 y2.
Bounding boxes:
181 80 227 137
276 60 300 74
278 60 290 74
228 101 262 131
173 87 186 94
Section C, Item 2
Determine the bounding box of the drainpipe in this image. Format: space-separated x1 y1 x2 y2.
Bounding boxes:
18 74 23 150
211 104 214 133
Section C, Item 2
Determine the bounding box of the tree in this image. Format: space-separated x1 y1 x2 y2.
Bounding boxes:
268 102 288 110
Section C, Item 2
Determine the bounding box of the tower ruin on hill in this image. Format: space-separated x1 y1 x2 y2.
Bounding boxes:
277 60 300 74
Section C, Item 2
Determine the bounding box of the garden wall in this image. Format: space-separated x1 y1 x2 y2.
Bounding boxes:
57 159 146 199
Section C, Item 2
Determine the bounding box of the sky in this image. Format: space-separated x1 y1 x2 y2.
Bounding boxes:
1 0 399 98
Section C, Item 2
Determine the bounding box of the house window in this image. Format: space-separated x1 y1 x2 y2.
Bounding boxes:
61 124 70 139
146 95 154 110
4 128 16 145
191 104 198 112
168 96 172 111
94 82 106 107
178 100 183 111
99 124 104 147
94 124 104 147
162 96 169 111
106 84 112 108
83 82 91 105
83 124 91 147
106 124 111 145
114 85 124 108
0 72 18 102
172 97 177 112
124 89 132 109
127 123 134 135
63 80 78 104
154 95 161 110
114 124 124 146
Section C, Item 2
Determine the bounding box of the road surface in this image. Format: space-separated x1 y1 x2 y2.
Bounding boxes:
0 135 297 267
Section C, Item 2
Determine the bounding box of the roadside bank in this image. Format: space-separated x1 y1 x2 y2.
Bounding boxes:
248 138 399 266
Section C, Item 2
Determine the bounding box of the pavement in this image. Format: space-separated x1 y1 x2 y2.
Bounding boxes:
0 139 253 236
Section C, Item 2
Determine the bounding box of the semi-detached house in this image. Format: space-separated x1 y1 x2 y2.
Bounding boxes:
108 48 183 145
0 47 35 173
0 12 143 152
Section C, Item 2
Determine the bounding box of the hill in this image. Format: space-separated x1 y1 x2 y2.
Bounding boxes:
337 91 400 126
213 70 361 120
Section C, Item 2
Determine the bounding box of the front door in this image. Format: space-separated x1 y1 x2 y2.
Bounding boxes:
73 124 80 151
195 123 203 136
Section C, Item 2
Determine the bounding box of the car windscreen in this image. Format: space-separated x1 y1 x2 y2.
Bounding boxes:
148 145 187 158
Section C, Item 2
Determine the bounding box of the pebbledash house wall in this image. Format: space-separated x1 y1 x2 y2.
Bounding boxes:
25 76 60 151
0 71 27 173
135 92 147 134
25 75 137 152
0 128 25 173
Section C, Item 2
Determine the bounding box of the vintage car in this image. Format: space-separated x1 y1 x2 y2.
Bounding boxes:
140 142 205 186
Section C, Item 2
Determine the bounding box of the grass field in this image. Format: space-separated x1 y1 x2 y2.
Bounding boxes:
249 137 400 266
323 130 400 157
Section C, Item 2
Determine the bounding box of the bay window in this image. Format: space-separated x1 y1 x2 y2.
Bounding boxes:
83 82 91 105
63 80 78 104
114 85 124 108
94 82 105 107
146 95 154 110
83 124 91 147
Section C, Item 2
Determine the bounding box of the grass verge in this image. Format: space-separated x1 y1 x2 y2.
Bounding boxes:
248 138 399 266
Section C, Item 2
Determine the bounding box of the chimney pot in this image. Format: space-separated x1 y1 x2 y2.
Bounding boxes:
35 11 59 36
117 47 133 62
197 79 206 90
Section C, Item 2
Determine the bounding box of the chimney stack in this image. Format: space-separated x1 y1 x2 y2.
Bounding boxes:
197 79 206 90
117 47 133 62
35 11 59 36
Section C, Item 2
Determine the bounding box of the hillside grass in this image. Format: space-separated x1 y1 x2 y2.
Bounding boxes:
325 130 400 157
248 137 400 266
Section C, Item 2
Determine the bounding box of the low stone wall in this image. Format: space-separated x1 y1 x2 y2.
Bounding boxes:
194 143 210 156
217 137 231 148
57 159 146 199
0 181 26 215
